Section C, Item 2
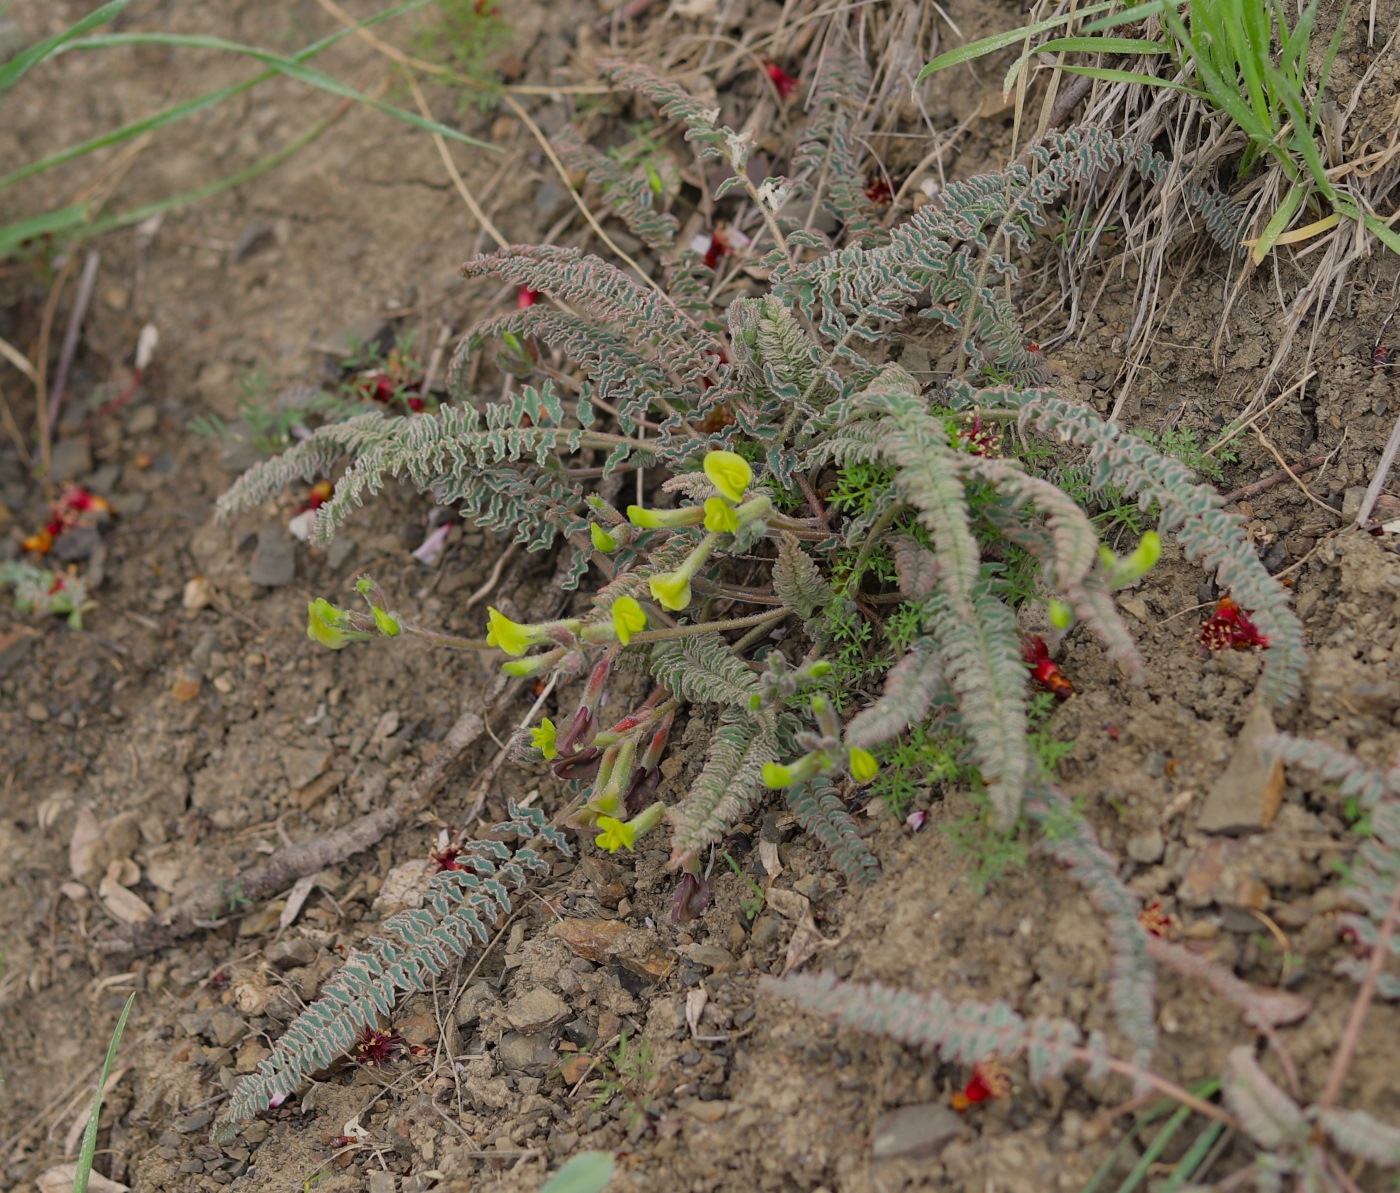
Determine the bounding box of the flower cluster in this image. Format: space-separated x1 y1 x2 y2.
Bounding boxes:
951 1058 1010 1111
1200 595 1269 651
761 694 879 790
21 485 112 555
306 577 402 650
627 451 769 612
1023 635 1074 700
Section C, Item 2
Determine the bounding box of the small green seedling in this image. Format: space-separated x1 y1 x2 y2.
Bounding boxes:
73 992 135 1193
721 853 766 921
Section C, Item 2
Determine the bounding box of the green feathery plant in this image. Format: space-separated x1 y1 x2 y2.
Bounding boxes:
214 54 1305 1135
215 803 566 1139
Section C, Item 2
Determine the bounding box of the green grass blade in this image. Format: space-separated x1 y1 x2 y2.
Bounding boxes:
0 203 95 256
1157 1121 1228 1192
1252 183 1308 263
1057 65 1202 93
1363 214 1400 255
1311 11 1347 124
1081 1126 1148 1193
60 31 497 152
1113 1100 1194 1193
915 0 1122 83
1000 37 1169 94
1159 5 1274 146
1034 37 1170 56
0 0 429 193
1225 2 1276 134
0 0 129 94
1080 1 1187 36
1278 0 1320 75
1266 62 1333 195
72 992 135 1193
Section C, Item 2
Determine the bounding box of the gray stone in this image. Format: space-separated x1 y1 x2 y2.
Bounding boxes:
1197 703 1284 835
248 526 296 587
86 461 122 494
49 437 92 480
126 405 158 435
871 1103 963 1160
219 421 267 474
174 1109 215 1134
280 744 330 790
1127 829 1165 865
505 986 570 1034
265 938 317 971
455 981 500 1028
533 179 570 224
367 1172 397 1193
497 1030 557 1076
687 945 733 973
204 1009 247 1048
232 219 275 263
53 525 101 563
326 534 357 572
115 491 148 517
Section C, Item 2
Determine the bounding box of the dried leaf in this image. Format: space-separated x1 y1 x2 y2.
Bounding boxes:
37 1164 129 1193
69 807 100 881
277 874 318 935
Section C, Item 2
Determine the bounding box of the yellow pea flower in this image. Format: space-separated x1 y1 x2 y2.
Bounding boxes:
611 596 647 646
703 450 753 502
485 606 533 657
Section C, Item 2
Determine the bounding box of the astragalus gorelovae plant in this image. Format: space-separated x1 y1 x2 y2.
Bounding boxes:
213 57 1303 1134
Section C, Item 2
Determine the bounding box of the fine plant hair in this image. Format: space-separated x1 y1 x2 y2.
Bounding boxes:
215 804 568 1139
215 56 1305 1136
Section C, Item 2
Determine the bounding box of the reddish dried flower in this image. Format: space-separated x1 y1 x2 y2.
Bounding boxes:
430 844 465 872
21 526 55 554
1102 722 1121 741
352 1025 408 1067
293 480 334 514
1138 901 1178 939
764 61 800 99
1023 636 1074 700
1200 596 1269 651
956 413 1000 457
352 348 423 410
61 487 109 514
951 1058 1010 1110
863 175 893 205
22 487 111 553
702 226 730 270
517 285 541 309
